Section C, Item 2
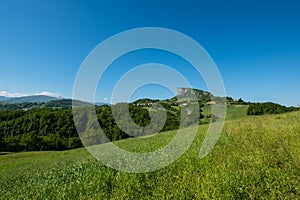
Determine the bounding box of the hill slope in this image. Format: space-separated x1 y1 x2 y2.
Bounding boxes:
1 111 299 199
0 96 10 101
43 99 92 108
1 95 59 103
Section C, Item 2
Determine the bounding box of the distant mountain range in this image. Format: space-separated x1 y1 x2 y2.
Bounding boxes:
0 95 110 110
0 95 59 104
0 96 10 101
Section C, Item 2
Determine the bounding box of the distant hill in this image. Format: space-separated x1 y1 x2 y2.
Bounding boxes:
0 96 11 101
131 88 216 107
1 95 59 104
44 99 92 108
0 98 110 110
95 102 111 106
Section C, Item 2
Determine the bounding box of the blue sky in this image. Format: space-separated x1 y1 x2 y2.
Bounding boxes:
0 0 299 106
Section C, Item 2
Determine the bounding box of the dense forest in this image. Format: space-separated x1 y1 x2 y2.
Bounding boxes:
247 102 299 115
1 89 298 152
0 102 203 152
0 108 80 152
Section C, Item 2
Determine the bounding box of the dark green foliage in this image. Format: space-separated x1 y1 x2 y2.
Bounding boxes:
0 102 44 110
133 98 160 106
247 102 299 115
0 108 80 152
0 101 202 152
226 97 250 105
0 88 221 152
96 103 181 140
5 93 298 153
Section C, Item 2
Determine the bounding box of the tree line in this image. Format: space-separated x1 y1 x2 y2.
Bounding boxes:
247 102 299 115
0 108 81 152
0 102 204 152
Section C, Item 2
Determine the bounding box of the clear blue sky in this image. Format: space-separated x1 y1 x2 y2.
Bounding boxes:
0 0 299 106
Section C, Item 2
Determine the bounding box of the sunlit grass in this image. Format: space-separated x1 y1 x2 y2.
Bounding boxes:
0 111 299 199
202 104 249 120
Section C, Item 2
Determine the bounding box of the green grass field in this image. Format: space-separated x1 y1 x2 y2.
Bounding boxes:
202 104 249 120
1 109 299 199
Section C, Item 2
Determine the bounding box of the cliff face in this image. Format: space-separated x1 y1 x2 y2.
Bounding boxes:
177 88 196 96
177 88 213 101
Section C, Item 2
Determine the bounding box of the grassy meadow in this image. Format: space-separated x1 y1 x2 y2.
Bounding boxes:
0 107 299 199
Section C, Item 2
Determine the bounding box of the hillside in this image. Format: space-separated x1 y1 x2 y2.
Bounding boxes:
0 88 249 111
43 99 92 108
0 111 299 199
1 87 298 152
0 98 107 110
0 96 10 101
1 95 59 104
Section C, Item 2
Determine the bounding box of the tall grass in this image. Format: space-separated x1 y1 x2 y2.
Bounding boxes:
1 111 299 199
